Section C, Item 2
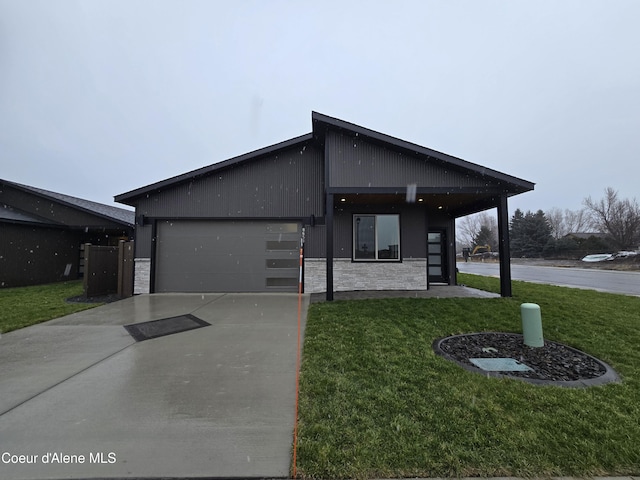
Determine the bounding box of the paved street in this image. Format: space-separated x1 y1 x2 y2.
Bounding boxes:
457 262 640 296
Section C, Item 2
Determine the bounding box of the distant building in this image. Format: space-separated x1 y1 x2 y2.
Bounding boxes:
1 179 134 288
564 232 609 240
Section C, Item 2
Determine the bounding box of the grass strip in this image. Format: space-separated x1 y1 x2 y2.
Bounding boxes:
296 274 640 479
0 281 101 333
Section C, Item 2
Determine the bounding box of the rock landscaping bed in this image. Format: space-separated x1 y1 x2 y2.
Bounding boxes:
434 332 620 387
66 294 123 304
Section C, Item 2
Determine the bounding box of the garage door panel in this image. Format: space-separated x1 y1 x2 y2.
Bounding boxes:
155 221 300 293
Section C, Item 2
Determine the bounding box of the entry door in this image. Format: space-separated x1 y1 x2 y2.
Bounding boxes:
428 231 447 284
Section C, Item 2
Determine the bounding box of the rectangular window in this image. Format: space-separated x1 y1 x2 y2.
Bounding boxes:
353 214 400 261
266 240 299 251
266 259 298 269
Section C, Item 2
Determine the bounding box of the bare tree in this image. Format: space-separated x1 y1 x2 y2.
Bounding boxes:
544 207 590 239
564 208 590 234
456 211 497 250
583 188 640 250
546 207 565 239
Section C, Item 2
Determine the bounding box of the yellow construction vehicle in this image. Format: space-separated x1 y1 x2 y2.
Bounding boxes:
471 245 492 256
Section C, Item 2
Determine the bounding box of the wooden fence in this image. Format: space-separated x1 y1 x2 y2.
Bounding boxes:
83 240 134 298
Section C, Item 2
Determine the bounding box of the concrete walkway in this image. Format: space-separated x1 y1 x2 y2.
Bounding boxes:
0 293 308 479
310 285 500 302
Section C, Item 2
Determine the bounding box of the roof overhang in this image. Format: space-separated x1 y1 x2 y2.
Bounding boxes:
115 112 534 212
312 111 535 200
1 179 135 227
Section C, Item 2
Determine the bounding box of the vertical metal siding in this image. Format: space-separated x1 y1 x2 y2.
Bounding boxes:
136 144 324 218
326 131 497 189
304 225 326 258
332 212 353 258
134 225 153 257
0 224 79 287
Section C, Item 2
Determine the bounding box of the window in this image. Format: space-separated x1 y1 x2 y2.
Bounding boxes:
353 214 400 261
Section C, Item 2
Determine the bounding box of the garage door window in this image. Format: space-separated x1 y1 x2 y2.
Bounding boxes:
266 240 299 250
353 214 400 261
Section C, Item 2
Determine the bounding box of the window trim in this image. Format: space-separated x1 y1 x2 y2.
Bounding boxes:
352 214 401 262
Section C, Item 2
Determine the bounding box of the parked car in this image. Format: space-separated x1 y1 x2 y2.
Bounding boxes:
581 254 614 262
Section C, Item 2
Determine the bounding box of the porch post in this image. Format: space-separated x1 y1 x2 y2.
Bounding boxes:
497 195 512 297
449 218 456 286
424 211 430 290
326 193 334 301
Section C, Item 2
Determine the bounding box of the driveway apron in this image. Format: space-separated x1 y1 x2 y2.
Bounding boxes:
0 293 308 479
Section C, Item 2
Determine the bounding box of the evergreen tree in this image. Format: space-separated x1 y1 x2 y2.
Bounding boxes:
472 225 497 252
510 209 553 257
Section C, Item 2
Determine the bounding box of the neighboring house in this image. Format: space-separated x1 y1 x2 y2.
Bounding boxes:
116 112 534 299
0 179 135 288
564 232 609 240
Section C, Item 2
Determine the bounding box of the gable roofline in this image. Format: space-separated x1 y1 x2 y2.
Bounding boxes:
115 133 314 205
116 111 534 206
311 111 535 193
1 179 135 227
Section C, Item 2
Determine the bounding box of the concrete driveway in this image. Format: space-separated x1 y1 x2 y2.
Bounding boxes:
0 293 308 479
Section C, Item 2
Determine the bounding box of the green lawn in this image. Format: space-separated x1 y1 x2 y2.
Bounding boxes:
0 281 101 333
296 274 640 479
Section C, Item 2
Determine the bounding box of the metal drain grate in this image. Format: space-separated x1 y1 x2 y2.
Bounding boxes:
124 314 210 342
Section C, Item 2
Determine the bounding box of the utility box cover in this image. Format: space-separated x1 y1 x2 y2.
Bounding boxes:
470 358 533 372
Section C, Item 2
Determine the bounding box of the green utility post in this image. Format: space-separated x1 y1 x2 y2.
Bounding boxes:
521 303 544 347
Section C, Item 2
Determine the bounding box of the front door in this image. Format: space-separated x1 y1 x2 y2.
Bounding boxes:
428 231 447 284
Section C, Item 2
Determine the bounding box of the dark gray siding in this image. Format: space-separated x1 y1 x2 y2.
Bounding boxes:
305 204 452 259
304 224 326 258
134 225 153 258
135 145 324 218
0 224 79 287
326 130 500 190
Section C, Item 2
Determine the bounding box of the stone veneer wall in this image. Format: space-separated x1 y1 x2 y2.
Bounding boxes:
134 258 151 294
304 258 427 293
134 257 427 294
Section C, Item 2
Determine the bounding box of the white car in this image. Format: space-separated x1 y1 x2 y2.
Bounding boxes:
581 254 614 262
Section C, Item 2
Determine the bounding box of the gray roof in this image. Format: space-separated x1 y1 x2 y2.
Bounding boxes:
0 204 50 224
1 179 135 226
565 232 608 239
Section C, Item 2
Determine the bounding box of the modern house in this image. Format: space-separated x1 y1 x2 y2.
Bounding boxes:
0 179 135 288
116 112 534 299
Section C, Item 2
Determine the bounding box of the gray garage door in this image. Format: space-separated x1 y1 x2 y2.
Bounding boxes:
155 221 301 293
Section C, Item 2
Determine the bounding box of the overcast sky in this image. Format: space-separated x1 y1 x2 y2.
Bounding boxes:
1 0 638 216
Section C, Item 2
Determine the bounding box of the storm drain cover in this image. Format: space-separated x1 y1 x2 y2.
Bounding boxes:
469 358 533 372
124 314 210 342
